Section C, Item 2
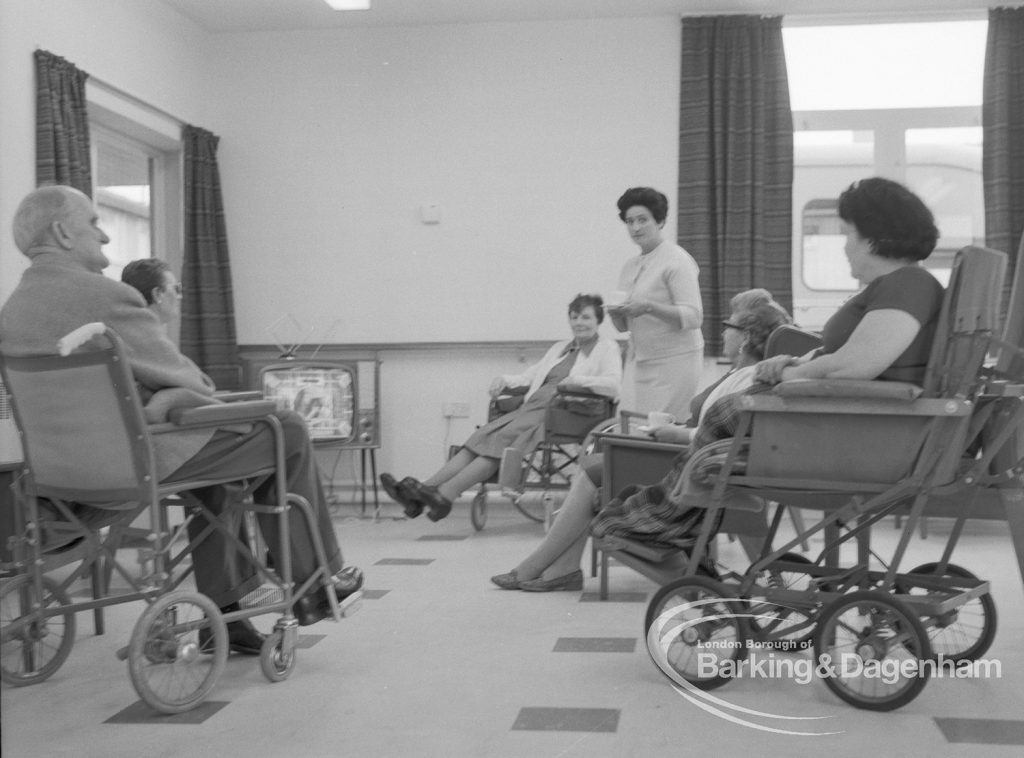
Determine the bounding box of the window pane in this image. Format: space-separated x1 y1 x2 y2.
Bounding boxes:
784 21 987 110
94 137 153 280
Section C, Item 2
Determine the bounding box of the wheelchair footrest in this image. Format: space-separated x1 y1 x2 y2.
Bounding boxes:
337 590 362 618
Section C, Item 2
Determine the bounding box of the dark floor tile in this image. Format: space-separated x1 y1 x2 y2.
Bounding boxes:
579 591 647 603
553 637 636 653
511 707 619 733
416 535 467 541
296 634 325 649
360 588 390 599
374 558 435 565
934 717 1024 745
105 700 229 724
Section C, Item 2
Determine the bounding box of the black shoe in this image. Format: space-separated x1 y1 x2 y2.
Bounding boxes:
380 473 424 518
408 479 453 522
294 566 365 626
199 617 266 656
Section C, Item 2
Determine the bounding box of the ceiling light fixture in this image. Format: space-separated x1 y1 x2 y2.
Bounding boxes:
324 0 371 10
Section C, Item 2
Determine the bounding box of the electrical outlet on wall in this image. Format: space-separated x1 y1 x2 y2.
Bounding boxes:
442 402 470 418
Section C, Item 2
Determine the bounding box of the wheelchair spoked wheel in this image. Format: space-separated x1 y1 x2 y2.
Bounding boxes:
259 629 297 682
645 576 748 691
0 575 76 686
813 589 932 711
903 562 997 663
743 552 816 651
470 489 488 531
127 590 228 715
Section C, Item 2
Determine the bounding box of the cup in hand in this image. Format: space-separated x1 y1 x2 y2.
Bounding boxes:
646 411 675 430
606 290 628 308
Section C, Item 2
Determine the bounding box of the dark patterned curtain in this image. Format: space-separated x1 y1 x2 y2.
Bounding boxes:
180 125 240 389
677 15 793 354
34 50 92 195
983 6 1024 317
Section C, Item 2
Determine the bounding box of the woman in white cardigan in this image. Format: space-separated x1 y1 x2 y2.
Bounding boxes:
381 294 622 521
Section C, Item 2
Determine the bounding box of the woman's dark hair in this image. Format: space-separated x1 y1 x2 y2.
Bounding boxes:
121 258 171 304
617 187 669 224
837 177 939 261
729 289 792 361
568 293 605 324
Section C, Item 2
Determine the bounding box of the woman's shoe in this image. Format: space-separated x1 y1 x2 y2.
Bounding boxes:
293 566 365 626
490 571 522 590
380 473 424 518
408 479 453 522
518 569 583 592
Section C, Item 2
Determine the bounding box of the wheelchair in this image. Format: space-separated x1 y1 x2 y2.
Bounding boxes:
0 323 360 714
467 385 617 531
641 245 1024 711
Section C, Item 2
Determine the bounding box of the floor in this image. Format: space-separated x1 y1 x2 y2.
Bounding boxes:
2 493 1024 758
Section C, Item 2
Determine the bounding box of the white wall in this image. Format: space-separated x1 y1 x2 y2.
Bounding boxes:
204 18 681 345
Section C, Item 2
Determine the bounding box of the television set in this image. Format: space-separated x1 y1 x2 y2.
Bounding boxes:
258 359 380 448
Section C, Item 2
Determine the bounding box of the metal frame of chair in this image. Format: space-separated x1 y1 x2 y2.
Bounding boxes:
468 386 616 531
0 324 358 714
646 245 1023 711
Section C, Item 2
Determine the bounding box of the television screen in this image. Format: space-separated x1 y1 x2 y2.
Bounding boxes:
261 364 355 442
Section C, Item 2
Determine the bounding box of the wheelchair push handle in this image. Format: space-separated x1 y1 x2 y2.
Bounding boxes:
57 322 110 356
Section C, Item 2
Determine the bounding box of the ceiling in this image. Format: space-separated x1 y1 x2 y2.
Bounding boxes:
157 0 1005 33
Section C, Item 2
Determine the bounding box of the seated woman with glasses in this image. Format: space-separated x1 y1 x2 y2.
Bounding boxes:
491 288 792 592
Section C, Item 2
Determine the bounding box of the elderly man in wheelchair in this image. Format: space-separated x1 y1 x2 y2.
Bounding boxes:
380 292 621 524
0 185 362 713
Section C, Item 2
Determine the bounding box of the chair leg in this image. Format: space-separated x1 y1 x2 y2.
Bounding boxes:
599 547 609 601
90 558 105 636
787 506 810 551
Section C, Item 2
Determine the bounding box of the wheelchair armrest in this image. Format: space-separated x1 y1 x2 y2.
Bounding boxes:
772 378 923 401
213 390 264 402
168 400 278 427
593 433 686 455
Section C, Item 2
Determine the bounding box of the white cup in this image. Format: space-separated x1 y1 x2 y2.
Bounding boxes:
606 290 628 307
647 411 675 430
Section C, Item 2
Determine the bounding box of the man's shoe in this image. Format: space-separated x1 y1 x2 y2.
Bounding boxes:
518 569 584 592
380 473 424 518
408 479 453 522
199 617 266 656
294 566 365 626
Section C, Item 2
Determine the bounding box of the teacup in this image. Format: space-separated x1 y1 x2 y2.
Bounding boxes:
647 411 675 430
605 290 628 308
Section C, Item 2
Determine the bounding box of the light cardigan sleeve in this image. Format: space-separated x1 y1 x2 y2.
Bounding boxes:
566 337 622 398
501 338 622 400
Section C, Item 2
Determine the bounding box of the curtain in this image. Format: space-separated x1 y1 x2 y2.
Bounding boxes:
180 125 240 389
34 50 92 195
677 15 793 354
983 6 1024 317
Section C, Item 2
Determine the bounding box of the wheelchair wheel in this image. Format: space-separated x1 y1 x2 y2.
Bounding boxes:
128 590 227 715
259 630 297 682
0 575 76 686
904 562 997 663
813 589 932 711
470 489 488 531
744 553 816 651
645 576 747 691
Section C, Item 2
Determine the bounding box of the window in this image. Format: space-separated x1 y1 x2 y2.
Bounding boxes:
784 20 987 330
87 83 182 284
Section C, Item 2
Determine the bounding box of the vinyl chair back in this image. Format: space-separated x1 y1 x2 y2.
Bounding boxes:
741 246 1007 490
1 329 157 507
763 324 822 360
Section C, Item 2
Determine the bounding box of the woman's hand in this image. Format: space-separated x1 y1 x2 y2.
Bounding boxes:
650 424 693 444
488 377 508 398
754 355 797 385
613 299 652 318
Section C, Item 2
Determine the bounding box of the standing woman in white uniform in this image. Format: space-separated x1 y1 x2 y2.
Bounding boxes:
606 187 704 420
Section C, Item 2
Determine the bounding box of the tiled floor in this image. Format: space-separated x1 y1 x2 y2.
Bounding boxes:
3 496 1023 758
